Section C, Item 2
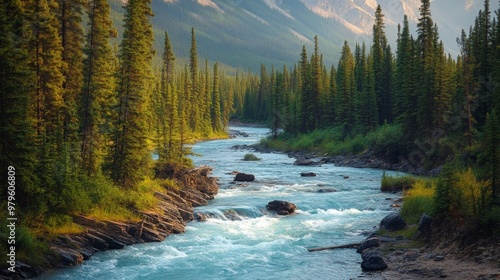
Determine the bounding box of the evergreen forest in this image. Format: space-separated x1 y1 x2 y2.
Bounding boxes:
0 0 499 269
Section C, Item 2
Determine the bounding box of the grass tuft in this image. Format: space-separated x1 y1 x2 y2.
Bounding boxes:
243 153 261 161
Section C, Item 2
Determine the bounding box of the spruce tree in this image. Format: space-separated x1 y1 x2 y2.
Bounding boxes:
109 0 154 188
311 35 322 129
189 27 201 132
0 0 41 216
479 110 500 205
416 0 437 140
211 62 223 132
81 0 116 176
372 5 391 124
58 0 84 142
336 41 356 137
299 45 311 132
163 31 175 85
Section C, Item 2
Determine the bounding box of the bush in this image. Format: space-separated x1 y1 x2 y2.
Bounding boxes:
368 124 404 162
401 180 435 224
480 206 500 234
434 166 491 221
243 153 261 161
381 173 417 192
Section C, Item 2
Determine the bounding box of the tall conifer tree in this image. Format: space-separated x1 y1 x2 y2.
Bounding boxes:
81 0 116 176
110 0 153 188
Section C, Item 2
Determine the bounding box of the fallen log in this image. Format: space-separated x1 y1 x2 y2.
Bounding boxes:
307 242 361 252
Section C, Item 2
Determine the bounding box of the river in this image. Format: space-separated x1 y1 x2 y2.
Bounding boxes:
42 126 401 280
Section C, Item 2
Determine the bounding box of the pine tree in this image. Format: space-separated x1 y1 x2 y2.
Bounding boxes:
26 0 65 139
395 16 419 148
0 0 41 216
109 0 154 188
336 41 356 137
311 35 322 129
270 70 283 138
258 64 269 121
416 0 437 140
165 83 179 161
201 59 213 133
372 5 391 124
479 110 500 205
163 31 175 85
473 0 494 127
25 0 68 213
433 41 452 134
299 45 311 133
189 27 201 132
363 49 378 131
211 62 223 132
81 0 116 176
58 0 84 142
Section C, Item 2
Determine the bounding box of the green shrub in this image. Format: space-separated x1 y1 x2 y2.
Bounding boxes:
480 206 500 234
243 153 261 161
381 173 417 192
401 180 435 224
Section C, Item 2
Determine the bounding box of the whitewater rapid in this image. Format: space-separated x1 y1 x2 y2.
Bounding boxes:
42 126 401 280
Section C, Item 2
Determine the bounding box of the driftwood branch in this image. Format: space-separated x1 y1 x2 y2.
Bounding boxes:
307 242 361 252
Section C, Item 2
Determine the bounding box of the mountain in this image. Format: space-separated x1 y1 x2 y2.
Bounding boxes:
109 0 499 71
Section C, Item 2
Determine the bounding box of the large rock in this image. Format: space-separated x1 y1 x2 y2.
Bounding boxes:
418 214 433 231
356 237 381 253
234 173 255 182
266 200 297 215
293 158 318 166
301 172 317 177
361 251 388 271
380 213 407 232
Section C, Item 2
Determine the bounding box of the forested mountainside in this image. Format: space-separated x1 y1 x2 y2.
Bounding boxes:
108 0 499 70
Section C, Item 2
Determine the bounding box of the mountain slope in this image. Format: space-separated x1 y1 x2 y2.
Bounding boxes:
109 0 499 71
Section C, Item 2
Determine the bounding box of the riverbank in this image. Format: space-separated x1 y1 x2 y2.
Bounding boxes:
236 141 499 279
364 223 500 279
2 166 219 279
238 143 442 177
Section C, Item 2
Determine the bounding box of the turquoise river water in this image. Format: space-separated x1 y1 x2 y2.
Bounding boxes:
41 126 401 280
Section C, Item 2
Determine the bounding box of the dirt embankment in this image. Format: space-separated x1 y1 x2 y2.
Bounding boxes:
5 166 218 279
365 223 500 280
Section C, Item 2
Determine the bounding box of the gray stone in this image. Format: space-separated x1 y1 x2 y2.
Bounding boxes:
361 251 388 271
380 213 407 232
356 238 381 253
418 214 433 230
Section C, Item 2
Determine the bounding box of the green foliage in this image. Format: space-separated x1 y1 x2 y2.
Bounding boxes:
381 174 417 192
434 165 492 221
243 153 261 161
400 180 436 224
480 206 500 234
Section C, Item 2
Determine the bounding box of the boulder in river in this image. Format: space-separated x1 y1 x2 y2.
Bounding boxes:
293 158 318 166
301 172 317 177
361 251 388 271
380 213 407 232
266 200 297 215
234 173 255 182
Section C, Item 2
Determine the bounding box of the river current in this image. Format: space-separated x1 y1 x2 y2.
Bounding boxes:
43 126 401 280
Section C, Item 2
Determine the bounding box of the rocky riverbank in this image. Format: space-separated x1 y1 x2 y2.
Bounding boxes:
4 166 219 279
233 143 443 176
359 214 500 280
